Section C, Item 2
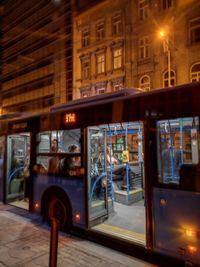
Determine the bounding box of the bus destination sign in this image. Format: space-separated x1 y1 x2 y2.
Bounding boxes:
65 112 76 124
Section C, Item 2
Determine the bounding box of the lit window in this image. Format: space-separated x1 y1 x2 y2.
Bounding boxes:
82 29 90 47
139 37 149 59
97 87 106 95
81 59 90 79
81 90 91 98
96 23 105 41
113 83 123 91
96 53 105 74
112 78 123 91
139 75 150 91
113 48 122 69
163 70 176 87
162 0 173 10
138 0 149 21
190 63 200 82
189 17 200 45
112 14 122 35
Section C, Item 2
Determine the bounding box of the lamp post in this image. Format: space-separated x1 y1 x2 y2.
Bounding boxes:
159 30 171 87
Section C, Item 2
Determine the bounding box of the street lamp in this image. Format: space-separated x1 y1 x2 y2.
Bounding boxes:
159 30 171 87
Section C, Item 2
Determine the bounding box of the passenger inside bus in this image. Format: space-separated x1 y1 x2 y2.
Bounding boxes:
48 139 60 175
106 146 136 191
59 144 81 176
106 146 119 165
67 144 81 168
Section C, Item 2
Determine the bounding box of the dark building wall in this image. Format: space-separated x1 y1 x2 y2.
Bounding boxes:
1 0 73 114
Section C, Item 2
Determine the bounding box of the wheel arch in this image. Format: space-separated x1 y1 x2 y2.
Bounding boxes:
41 185 72 230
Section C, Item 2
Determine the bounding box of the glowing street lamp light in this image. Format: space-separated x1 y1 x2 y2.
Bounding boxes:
159 29 171 87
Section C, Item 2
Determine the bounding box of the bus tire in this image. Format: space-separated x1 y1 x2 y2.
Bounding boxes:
46 194 72 232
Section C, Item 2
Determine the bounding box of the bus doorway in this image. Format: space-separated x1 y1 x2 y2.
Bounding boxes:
88 122 146 246
6 133 30 210
88 127 109 223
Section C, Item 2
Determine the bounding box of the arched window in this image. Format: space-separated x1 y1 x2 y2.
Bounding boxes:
190 63 200 82
139 75 150 91
163 70 176 87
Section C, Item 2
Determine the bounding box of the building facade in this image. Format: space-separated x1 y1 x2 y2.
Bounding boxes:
1 0 73 115
73 0 200 99
0 0 200 113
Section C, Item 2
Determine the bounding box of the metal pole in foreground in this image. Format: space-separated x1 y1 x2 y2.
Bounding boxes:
49 218 59 267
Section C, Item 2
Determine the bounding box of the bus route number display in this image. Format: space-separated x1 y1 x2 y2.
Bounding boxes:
65 113 76 124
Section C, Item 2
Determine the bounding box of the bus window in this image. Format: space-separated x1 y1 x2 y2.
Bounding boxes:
156 117 200 189
35 129 81 177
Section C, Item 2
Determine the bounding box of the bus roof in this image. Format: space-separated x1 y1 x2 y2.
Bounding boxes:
51 88 144 112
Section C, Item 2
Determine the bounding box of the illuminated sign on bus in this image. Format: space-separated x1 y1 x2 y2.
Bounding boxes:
65 113 76 123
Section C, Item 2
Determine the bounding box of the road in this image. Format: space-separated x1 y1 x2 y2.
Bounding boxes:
0 202 156 267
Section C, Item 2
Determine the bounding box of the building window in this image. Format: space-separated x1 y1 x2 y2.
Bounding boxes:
139 37 149 59
96 53 105 74
82 29 90 47
138 0 149 21
111 77 124 91
80 87 91 98
190 63 200 82
163 70 176 87
189 17 200 45
112 14 122 35
81 59 90 79
139 75 150 91
113 48 122 69
162 0 173 10
97 87 106 95
96 22 105 41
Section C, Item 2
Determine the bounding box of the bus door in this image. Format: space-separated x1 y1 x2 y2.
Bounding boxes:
6 133 30 209
87 127 108 225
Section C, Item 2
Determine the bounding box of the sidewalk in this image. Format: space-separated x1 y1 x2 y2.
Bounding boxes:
0 202 156 267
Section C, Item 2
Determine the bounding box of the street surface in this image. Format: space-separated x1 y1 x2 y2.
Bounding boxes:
0 202 156 267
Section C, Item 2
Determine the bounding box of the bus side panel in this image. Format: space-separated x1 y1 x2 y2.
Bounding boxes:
33 175 86 228
153 188 200 265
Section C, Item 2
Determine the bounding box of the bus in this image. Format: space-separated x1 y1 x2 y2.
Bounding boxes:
0 83 200 266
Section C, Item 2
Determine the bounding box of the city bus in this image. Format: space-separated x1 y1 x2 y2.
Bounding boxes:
0 82 200 266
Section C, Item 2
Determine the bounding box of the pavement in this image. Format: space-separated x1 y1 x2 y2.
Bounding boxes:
0 202 156 267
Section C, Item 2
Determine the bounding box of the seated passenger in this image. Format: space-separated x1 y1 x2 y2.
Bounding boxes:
48 139 60 176
59 144 81 176
68 144 81 168
106 146 119 166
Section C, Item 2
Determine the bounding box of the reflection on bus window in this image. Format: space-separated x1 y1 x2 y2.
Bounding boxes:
6 134 30 202
35 129 81 177
157 117 199 187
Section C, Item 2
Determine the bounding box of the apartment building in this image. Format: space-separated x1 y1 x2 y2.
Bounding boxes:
73 0 200 99
1 0 200 113
1 0 73 115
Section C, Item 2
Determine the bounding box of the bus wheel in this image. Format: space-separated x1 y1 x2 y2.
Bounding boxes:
47 196 71 232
